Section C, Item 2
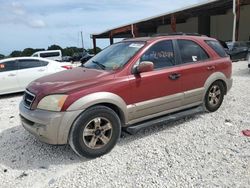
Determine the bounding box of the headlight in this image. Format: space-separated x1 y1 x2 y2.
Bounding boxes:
37 95 68 111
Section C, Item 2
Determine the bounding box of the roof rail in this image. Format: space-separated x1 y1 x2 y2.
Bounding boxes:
152 32 207 37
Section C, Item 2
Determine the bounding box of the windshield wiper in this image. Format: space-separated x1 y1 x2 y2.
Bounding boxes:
92 60 106 70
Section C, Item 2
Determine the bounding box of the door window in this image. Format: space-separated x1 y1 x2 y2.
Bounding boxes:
177 40 209 64
0 61 18 72
140 40 175 70
39 60 49 66
18 59 43 69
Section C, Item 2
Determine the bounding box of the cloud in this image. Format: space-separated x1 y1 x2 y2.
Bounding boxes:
28 19 46 28
0 1 46 29
10 2 26 15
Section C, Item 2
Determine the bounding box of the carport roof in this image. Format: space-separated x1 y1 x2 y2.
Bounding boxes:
91 0 250 39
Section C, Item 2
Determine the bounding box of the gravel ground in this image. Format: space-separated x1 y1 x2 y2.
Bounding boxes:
0 61 249 188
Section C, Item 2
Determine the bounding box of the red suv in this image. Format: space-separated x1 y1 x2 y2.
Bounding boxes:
19 34 232 158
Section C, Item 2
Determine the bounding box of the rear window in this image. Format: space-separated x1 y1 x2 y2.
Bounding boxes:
18 59 43 69
40 52 60 58
206 40 228 58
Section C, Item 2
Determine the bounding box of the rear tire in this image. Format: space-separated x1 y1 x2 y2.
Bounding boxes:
69 106 121 158
204 81 225 112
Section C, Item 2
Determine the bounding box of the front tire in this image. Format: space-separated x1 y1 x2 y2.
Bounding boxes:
204 81 225 112
69 106 121 158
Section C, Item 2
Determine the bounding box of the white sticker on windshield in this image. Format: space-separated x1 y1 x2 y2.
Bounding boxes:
192 56 198 62
129 43 144 48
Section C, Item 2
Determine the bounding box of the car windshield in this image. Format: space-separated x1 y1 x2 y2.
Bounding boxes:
83 41 145 70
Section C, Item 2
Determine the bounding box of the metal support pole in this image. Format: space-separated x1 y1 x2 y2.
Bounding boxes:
109 35 114 45
233 0 236 42
235 0 241 41
80 31 85 52
92 36 97 54
171 14 176 32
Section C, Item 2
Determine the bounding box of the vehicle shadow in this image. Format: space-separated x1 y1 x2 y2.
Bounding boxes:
0 92 24 99
0 114 201 171
118 114 200 147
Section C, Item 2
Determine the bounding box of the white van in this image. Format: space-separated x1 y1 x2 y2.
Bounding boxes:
32 50 62 61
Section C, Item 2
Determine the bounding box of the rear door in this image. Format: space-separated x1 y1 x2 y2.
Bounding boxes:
174 39 213 106
128 40 183 121
17 59 48 89
0 60 19 94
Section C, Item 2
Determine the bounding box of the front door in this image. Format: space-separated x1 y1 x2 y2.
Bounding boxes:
128 40 183 121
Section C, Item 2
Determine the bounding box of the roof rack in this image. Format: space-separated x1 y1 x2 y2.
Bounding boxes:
152 32 207 37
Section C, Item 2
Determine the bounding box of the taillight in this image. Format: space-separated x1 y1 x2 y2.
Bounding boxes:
61 65 72 69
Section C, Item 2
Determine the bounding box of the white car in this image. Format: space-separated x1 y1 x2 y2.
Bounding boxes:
0 57 72 95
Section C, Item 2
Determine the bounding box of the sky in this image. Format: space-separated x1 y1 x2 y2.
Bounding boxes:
0 0 209 55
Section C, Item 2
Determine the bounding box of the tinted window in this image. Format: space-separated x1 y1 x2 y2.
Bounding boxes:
0 60 18 72
206 40 228 57
140 40 175 69
177 40 209 64
40 52 60 58
40 60 49 66
18 59 42 69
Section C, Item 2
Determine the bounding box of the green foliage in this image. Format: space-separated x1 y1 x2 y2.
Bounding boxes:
10 50 22 57
62 47 83 56
87 47 102 54
8 44 102 57
0 54 5 60
47 44 62 51
22 48 36 56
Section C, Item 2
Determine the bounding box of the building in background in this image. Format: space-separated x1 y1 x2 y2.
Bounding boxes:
91 0 250 53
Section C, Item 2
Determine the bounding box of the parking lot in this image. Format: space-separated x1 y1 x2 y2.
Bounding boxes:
0 61 249 188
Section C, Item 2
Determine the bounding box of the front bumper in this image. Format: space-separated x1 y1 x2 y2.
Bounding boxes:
19 101 83 145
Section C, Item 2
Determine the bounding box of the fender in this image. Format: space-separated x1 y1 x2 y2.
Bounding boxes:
203 71 233 100
67 92 129 122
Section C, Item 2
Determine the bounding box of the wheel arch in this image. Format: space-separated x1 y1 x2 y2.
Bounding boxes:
66 92 128 123
203 72 228 100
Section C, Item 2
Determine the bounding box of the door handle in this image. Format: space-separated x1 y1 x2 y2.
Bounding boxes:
207 66 215 71
38 69 45 72
8 73 16 77
169 73 181 80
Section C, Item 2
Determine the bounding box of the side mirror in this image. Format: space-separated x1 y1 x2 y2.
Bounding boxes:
133 61 154 74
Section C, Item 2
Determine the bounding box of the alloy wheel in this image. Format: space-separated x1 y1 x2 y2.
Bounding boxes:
208 85 221 106
83 117 113 149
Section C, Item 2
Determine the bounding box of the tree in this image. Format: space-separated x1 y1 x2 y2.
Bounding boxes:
62 47 83 56
47 44 62 51
22 48 35 56
87 47 102 54
0 54 5 60
10 51 22 57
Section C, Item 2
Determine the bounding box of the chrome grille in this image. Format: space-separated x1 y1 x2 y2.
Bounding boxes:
23 90 35 109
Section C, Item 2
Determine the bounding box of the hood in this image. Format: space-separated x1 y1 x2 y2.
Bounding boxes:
27 67 114 96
